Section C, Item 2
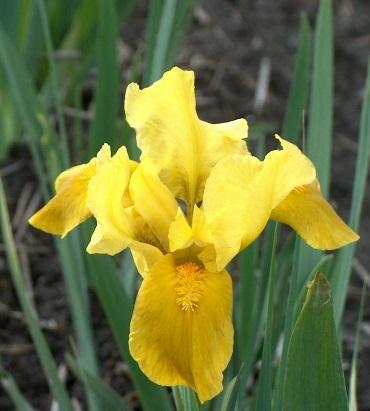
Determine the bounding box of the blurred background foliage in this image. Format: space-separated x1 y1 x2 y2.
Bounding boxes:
0 0 369 410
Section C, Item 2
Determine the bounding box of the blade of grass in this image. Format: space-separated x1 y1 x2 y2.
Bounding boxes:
236 242 259 364
281 13 311 142
143 0 164 86
0 178 74 411
165 0 195 69
66 354 132 411
296 0 333 291
3 0 43 79
306 0 333 194
55 236 102 411
0 24 101 411
224 224 278 411
349 283 366 411
36 105 101 411
254 223 278 411
282 272 348 411
19 1 43 78
48 0 79 46
89 0 119 156
0 25 49 197
172 386 200 411
0 0 18 42
119 249 138 302
145 0 177 84
330 61 370 324
36 0 69 167
0 93 21 159
0 365 35 411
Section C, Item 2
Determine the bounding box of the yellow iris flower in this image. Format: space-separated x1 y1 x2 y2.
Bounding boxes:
29 67 359 403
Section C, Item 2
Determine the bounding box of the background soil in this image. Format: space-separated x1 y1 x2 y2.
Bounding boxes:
0 0 369 409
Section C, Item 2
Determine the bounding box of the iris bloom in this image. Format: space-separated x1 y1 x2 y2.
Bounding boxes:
29 67 359 402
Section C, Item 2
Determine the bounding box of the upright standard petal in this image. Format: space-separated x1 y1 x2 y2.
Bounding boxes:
125 66 248 208
129 158 179 250
129 254 233 403
86 148 163 275
87 145 134 254
271 181 359 249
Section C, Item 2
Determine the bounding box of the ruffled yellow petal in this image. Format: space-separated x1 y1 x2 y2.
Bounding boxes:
271 181 359 249
263 135 316 209
86 146 134 255
125 66 248 208
129 158 178 250
203 136 316 270
28 147 110 237
203 154 267 270
129 254 233 403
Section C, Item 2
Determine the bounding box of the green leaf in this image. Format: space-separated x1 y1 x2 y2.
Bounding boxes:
236 242 259 363
282 13 311 142
165 0 195 69
145 0 177 84
273 244 333 411
143 0 163 86
0 178 74 411
66 354 132 411
282 272 348 411
0 24 101 410
254 223 278 411
0 366 35 411
36 0 69 167
172 386 200 411
306 0 333 194
224 223 278 411
89 0 119 156
0 24 49 197
330 61 370 324
296 0 333 302
349 283 367 411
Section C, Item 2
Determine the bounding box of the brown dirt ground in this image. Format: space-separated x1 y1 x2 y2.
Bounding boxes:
0 0 369 409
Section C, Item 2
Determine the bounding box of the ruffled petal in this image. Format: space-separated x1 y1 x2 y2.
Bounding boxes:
125 66 248 208
129 254 233 403
129 158 178 250
202 154 267 270
263 135 316 208
28 145 114 236
86 146 134 255
203 136 316 270
271 181 359 249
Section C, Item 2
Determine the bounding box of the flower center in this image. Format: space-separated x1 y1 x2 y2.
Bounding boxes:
175 262 205 311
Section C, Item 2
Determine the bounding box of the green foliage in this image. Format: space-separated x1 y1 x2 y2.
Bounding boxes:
67 354 132 411
0 178 74 411
0 0 367 410
89 0 119 156
0 366 35 411
330 61 370 324
281 13 311 142
282 272 348 411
